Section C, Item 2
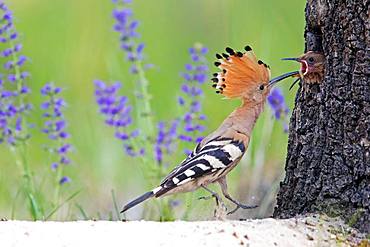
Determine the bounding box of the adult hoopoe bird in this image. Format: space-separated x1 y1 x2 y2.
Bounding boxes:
121 45 291 215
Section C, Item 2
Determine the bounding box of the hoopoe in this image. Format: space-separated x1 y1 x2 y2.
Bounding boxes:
279 51 325 90
121 45 290 215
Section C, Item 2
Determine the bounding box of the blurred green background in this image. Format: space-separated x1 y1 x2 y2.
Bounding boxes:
0 0 305 220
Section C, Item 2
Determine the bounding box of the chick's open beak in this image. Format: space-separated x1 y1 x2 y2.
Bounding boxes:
282 57 308 76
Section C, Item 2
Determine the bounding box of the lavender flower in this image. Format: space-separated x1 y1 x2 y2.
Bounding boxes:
111 0 155 145
152 45 209 162
94 80 144 156
41 83 72 184
267 88 290 132
112 0 148 74
0 2 31 145
154 120 179 164
177 45 208 153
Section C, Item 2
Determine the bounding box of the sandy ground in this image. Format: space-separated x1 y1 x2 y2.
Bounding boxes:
0 215 367 247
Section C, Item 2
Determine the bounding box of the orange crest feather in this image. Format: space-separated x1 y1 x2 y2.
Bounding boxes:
211 46 271 98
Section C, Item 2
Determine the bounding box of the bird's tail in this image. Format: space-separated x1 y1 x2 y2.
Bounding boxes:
120 187 162 213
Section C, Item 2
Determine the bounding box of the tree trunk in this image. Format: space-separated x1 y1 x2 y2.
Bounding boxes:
273 0 370 233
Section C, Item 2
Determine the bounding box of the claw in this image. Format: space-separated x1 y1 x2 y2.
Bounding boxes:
227 206 240 215
214 201 227 219
198 196 213 201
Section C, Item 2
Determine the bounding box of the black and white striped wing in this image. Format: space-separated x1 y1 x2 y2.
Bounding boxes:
154 137 245 196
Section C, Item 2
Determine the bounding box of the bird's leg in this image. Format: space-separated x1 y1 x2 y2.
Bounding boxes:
200 185 227 219
199 185 223 205
218 177 258 215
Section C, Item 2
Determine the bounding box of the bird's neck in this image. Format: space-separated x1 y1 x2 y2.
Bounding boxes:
305 71 324 84
222 100 265 135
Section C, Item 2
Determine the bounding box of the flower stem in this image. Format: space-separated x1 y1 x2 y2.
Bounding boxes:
11 141 40 219
9 39 23 91
134 61 155 157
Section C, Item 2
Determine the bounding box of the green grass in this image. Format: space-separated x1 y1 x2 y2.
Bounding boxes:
0 0 305 220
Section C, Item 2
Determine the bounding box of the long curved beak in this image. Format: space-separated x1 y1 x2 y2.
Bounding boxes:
268 71 300 87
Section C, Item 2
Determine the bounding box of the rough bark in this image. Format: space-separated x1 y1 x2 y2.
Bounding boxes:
273 0 370 233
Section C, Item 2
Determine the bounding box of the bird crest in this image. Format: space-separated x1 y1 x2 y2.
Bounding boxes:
212 46 271 99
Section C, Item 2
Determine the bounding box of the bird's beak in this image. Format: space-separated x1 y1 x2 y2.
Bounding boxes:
281 57 308 76
268 71 300 87
281 57 300 62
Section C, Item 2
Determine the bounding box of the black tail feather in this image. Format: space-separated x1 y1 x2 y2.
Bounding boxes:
120 191 154 213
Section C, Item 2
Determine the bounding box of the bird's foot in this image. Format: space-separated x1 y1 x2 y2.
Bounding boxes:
214 201 228 220
227 202 258 215
198 192 227 209
207 192 228 219
200 185 228 219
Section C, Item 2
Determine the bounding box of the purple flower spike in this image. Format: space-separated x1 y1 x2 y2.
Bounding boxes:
112 0 152 74
40 82 73 180
0 2 32 145
267 88 290 132
154 120 179 164
94 80 143 157
176 45 208 154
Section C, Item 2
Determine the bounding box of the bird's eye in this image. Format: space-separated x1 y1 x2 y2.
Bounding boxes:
308 57 314 63
259 85 265 90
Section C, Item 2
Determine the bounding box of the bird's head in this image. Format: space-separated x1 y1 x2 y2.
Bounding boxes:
212 46 284 105
268 51 325 88
282 51 325 78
